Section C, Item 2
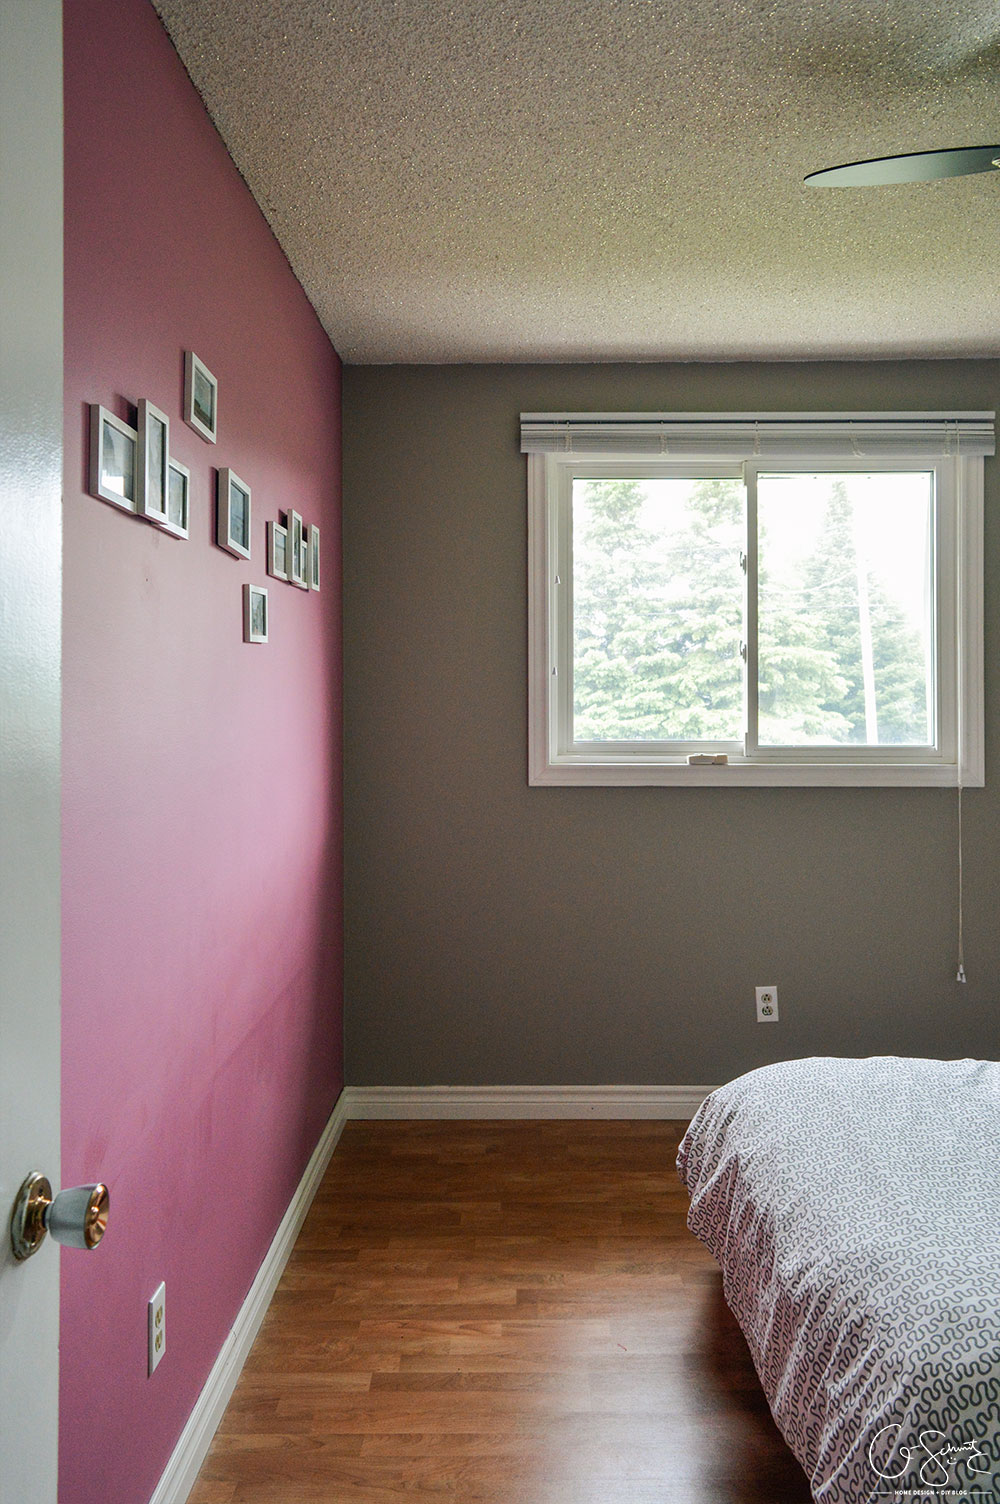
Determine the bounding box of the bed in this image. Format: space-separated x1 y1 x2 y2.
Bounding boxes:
677 1056 1000 1502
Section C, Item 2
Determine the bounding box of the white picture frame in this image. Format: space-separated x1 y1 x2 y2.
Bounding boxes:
308 524 320 591
243 583 268 643
217 468 251 559
184 350 217 444
155 457 190 540
136 399 170 523
286 509 307 588
89 405 137 512
267 519 288 581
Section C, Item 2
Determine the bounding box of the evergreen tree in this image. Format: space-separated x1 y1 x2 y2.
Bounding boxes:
660 476 746 737
571 475 924 747
798 481 928 744
572 477 744 741
573 478 680 739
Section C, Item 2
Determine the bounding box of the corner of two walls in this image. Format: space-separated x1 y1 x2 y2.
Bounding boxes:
61 2 343 1501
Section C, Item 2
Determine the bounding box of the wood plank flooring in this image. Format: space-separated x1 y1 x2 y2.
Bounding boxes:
188 1121 811 1503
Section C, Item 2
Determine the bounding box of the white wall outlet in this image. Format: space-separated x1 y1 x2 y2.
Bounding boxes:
755 985 779 1022
148 1281 166 1375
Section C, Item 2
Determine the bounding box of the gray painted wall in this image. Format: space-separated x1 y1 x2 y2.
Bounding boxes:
343 362 999 1086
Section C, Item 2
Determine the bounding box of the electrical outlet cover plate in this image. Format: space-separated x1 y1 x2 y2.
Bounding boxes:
148 1281 166 1375
755 985 779 1022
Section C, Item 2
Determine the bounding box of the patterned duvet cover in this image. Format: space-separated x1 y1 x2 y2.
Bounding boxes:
677 1057 1000 1503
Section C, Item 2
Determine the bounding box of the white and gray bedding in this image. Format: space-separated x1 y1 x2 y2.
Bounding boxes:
677 1056 1000 1502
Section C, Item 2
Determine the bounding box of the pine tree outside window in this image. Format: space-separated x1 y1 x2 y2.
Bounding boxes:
523 414 990 787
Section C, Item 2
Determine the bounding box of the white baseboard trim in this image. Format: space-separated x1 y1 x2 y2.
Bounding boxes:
149 1091 350 1504
149 1080 714 1503
341 1084 717 1120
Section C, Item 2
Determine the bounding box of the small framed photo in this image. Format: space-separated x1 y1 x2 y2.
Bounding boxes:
217 468 251 558
89 405 137 512
267 519 288 581
308 525 320 591
286 509 307 588
136 399 170 523
154 457 190 540
243 583 268 643
184 351 217 443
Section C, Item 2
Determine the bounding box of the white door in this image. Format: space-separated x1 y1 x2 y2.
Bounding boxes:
0 1 65 1497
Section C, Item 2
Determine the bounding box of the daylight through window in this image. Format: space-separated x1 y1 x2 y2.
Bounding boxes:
524 413 990 787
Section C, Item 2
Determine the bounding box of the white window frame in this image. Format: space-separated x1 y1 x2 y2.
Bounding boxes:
525 413 989 788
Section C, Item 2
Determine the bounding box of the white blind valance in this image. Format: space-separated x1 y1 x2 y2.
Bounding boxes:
520 411 996 459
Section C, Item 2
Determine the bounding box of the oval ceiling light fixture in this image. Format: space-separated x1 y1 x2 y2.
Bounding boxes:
805 145 1000 186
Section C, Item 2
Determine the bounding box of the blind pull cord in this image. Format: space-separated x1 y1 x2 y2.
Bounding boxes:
956 781 966 983
956 423 967 984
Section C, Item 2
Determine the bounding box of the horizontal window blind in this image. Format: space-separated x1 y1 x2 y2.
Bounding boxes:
520 411 996 458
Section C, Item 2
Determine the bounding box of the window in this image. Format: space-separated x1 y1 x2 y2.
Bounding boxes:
524 412 991 786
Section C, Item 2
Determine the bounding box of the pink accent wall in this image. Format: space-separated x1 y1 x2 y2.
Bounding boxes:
61 3 343 1501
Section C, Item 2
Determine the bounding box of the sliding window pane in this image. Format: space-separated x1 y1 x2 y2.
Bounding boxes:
572 476 744 741
757 471 934 747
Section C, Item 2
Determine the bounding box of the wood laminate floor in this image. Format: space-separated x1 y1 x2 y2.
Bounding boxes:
188 1121 811 1503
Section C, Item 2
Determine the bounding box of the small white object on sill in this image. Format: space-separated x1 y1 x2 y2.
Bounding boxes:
687 754 729 766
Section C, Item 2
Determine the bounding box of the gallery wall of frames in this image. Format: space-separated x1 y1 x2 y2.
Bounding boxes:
88 348 321 644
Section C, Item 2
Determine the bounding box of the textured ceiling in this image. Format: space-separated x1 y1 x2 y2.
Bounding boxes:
151 0 1000 364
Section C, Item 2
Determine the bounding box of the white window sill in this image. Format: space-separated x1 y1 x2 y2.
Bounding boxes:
529 758 981 788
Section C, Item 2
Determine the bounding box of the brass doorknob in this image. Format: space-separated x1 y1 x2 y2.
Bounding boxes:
10 1174 110 1261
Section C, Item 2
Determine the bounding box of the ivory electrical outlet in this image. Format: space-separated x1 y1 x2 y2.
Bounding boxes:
148 1281 166 1375
755 986 779 1022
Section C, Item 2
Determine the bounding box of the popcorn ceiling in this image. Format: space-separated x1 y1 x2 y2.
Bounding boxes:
151 0 1000 363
